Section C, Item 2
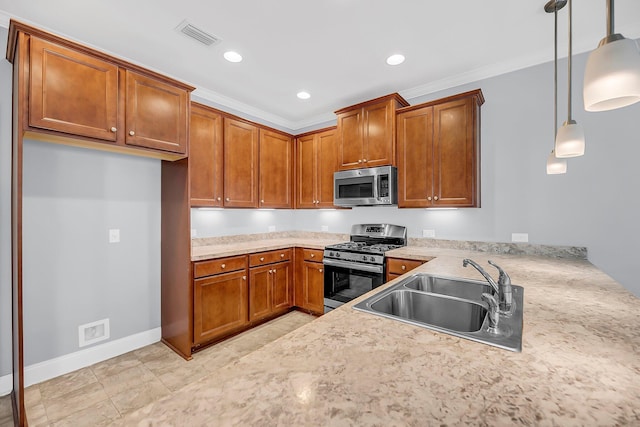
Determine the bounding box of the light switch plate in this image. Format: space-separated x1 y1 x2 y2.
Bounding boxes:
108 229 120 243
512 233 529 243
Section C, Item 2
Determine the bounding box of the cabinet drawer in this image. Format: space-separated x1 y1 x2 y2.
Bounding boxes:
249 249 292 267
301 248 323 262
386 258 425 275
194 255 247 278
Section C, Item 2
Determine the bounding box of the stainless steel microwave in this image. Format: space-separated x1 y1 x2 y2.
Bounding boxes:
333 166 398 207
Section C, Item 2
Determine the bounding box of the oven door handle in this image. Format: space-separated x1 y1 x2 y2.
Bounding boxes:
323 258 384 274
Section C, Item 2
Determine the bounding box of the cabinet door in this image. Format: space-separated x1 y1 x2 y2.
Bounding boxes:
303 261 325 314
259 129 293 208
433 97 477 207
296 134 317 208
337 109 363 170
125 70 188 154
190 104 223 207
193 270 248 346
224 118 259 207
249 265 272 321
29 37 119 141
316 129 338 207
363 101 394 167
272 261 292 312
397 107 434 208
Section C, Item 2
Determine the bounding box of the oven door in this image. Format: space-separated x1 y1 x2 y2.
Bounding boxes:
323 258 384 312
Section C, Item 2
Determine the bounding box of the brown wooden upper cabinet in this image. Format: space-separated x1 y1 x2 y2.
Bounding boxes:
189 103 224 207
396 90 484 208
335 93 409 170
259 129 293 208
20 28 192 158
223 117 259 207
124 70 189 154
296 127 338 208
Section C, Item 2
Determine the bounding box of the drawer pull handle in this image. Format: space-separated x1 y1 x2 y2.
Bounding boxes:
310 254 315 258
221 264 226 269
280 253 285 258
401 265 406 270
242 275 246 280
260 257 265 262
319 268 323 273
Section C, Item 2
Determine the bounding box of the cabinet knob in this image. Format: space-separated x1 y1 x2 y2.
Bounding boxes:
363 159 367 163
310 254 315 258
319 269 323 273
217 197 221 201
273 269 276 273
401 265 406 270
427 196 432 201
358 159 362 163
261 199 264 204
110 127 117 133
221 263 226 269
269 269 273 274
129 130 135 136
280 253 285 258
226 198 230 202
260 257 265 261
434 196 439 201
242 275 246 280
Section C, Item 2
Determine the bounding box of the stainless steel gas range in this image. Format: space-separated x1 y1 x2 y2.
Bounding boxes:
323 224 407 312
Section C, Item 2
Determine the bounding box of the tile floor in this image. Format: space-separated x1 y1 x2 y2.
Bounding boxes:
0 311 315 427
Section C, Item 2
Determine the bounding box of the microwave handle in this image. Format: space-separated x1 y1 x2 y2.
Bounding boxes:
373 175 380 199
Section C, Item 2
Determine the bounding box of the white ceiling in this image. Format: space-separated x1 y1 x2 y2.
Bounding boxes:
1 1 639 132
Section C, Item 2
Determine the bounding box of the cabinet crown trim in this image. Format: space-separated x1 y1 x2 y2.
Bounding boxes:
396 89 485 115
334 93 409 114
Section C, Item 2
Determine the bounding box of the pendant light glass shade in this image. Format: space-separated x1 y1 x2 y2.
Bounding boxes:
547 151 567 174
583 0 640 112
584 37 640 111
555 120 585 157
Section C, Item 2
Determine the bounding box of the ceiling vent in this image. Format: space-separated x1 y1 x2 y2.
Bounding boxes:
176 20 221 46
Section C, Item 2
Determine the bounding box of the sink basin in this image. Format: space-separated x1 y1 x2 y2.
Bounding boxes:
370 290 486 333
402 274 491 301
353 273 524 352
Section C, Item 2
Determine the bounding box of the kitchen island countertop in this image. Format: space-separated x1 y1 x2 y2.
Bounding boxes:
124 240 640 425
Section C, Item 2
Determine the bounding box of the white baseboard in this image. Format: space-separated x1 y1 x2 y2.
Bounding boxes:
0 373 12 396
0 327 161 395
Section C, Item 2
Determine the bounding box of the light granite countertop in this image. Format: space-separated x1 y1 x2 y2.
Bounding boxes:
124 236 640 425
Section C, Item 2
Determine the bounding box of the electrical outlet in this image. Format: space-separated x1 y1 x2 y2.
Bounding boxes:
78 318 110 347
512 233 529 243
268 225 276 232
108 229 120 243
321 225 329 232
422 229 436 238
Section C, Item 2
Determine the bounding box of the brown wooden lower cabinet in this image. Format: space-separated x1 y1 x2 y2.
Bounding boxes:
249 249 293 322
193 264 248 346
294 248 325 315
385 257 426 282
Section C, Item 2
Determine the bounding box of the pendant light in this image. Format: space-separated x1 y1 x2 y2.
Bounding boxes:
583 0 640 112
545 0 568 174
555 0 585 158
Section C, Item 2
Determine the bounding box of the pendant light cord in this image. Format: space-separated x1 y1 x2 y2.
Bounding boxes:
554 6 558 138
607 0 614 36
567 0 573 122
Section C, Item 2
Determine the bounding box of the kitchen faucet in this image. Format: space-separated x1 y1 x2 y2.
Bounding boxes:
463 259 513 314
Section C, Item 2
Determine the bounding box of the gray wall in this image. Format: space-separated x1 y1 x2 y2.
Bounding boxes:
193 49 640 298
21 142 161 365
0 26 12 377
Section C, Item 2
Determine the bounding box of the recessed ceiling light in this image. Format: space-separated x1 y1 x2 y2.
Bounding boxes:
386 54 405 66
297 91 311 100
224 51 243 63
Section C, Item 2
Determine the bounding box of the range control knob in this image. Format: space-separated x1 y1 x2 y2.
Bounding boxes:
336 253 341 258
370 256 375 262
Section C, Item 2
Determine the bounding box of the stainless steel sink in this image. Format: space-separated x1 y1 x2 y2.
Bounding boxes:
370 290 487 333
353 273 524 352
403 274 492 301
